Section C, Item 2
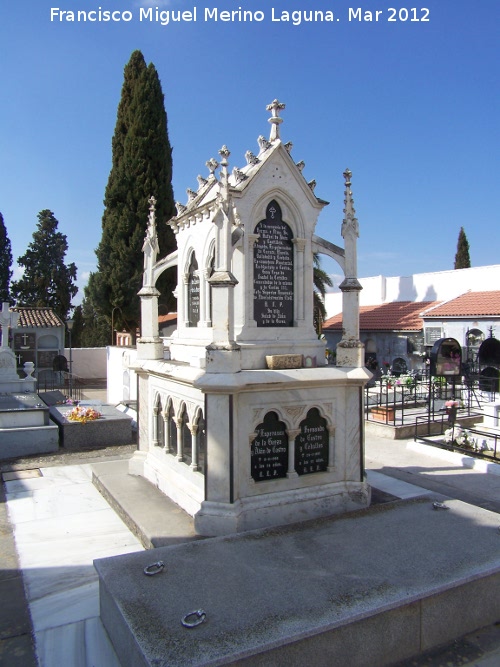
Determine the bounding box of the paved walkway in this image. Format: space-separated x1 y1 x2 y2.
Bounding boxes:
3 431 500 666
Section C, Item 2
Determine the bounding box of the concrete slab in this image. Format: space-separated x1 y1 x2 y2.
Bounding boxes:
0 424 59 459
92 460 202 549
95 497 500 667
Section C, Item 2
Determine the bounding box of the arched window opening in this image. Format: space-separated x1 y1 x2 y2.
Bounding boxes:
168 403 177 457
180 406 191 465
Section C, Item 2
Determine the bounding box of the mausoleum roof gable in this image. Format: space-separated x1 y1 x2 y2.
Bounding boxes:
171 100 328 227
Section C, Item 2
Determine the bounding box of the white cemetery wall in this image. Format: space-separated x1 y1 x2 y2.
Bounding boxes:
325 264 500 317
64 347 107 379
107 346 138 404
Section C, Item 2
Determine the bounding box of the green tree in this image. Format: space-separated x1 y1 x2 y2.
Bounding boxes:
313 253 333 336
11 210 77 320
454 227 471 269
85 50 176 344
69 304 84 348
79 297 110 348
0 212 13 303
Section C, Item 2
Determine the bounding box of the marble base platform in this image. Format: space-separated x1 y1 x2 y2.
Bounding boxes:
0 424 59 459
4 463 144 667
49 404 133 450
0 393 59 459
95 497 500 667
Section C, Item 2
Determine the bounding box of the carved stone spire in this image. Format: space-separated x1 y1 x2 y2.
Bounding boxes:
337 169 363 367
142 195 160 288
266 99 286 142
218 146 230 201
137 195 163 360
341 169 359 240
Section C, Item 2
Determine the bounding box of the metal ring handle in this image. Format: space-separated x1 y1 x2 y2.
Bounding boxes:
181 609 207 628
143 561 165 576
433 502 449 511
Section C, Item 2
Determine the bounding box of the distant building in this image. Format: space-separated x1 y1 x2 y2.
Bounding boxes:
323 301 435 373
158 312 177 338
421 291 500 366
10 307 65 372
323 265 500 372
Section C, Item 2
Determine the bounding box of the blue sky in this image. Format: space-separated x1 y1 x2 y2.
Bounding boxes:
1 0 499 305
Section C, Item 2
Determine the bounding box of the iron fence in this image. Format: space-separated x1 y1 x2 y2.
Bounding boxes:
36 370 84 401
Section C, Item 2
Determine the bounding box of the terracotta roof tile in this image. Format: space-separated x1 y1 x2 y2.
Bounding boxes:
422 291 500 318
12 307 64 328
323 301 438 332
158 312 177 324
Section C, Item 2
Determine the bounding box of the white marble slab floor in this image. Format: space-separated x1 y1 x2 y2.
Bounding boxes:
4 463 144 667
366 469 429 500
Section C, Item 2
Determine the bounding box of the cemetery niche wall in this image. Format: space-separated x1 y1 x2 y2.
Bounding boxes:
130 100 370 536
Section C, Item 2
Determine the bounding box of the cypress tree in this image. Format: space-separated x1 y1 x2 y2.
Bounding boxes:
0 212 13 303
454 227 471 269
85 50 176 343
11 210 77 320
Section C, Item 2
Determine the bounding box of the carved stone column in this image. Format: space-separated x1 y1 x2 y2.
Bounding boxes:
205 146 241 373
152 405 160 447
163 414 171 452
189 423 199 471
182 272 190 326
175 417 184 461
201 268 212 327
286 429 300 478
247 233 260 327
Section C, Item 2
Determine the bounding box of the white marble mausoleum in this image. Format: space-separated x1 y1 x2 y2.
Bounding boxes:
129 100 371 535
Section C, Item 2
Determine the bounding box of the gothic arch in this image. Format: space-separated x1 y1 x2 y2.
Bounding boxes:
251 189 305 239
252 406 294 433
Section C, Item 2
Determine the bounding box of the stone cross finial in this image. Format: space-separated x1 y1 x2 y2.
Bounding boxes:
0 302 19 348
266 99 286 141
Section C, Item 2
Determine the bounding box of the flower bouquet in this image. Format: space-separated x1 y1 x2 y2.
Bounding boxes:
66 405 102 424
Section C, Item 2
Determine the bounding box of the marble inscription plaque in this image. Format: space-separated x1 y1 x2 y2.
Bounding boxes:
187 254 200 327
253 200 294 327
295 408 328 475
251 411 288 482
